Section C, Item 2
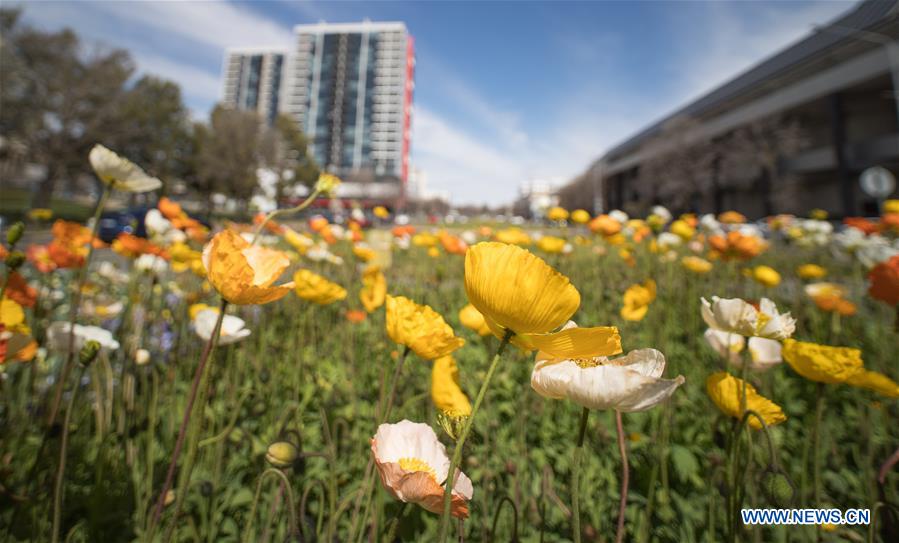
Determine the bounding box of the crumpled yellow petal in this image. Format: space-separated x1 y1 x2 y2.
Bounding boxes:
846 370 899 398
522 326 622 358
706 372 786 429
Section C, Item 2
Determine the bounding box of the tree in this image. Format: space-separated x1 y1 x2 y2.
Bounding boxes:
113 76 194 194
720 115 805 216
0 9 194 205
195 105 262 210
257 113 319 206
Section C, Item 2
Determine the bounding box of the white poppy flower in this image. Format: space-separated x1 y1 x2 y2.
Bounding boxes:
704 329 782 371
531 322 683 412
89 144 162 193
704 329 745 365
371 420 473 518
46 322 120 352
144 209 172 238
135 254 168 274
746 337 782 371
193 309 250 345
650 206 672 224
657 232 682 249
701 297 795 340
609 209 629 224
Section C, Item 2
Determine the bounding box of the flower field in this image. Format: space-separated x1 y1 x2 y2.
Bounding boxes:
2 147 899 543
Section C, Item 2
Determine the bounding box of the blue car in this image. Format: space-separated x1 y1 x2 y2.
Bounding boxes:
97 208 148 243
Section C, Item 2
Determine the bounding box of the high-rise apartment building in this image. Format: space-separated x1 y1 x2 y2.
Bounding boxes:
284 21 414 183
220 21 415 188
221 48 287 126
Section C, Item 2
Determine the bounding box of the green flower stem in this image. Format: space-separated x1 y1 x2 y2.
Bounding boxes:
243 468 298 543
437 331 512 542
147 297 227 542
251 189 322 244
383 502 409 543
350 345 411 543
50 365 87 543
812 383 825 510
570 406 590 543
47 183 112 427
614 410 630 543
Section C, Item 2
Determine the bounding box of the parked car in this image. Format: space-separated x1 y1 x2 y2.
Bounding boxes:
97 208 148 243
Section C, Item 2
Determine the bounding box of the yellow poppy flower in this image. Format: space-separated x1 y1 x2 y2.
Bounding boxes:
431 356 472 416
169 242 202 273
547 206 569 221
682 256 713 274
386 295 464 360
846 370 899 398
669 219 695 241
464 242 621 358
353 245 376 262
458 303 491 336
750 266 781 287
293 269 347 305
570 209 591 224
373 206 390 219
202 230 294 305
360 265 387 313
796 264 826 280
621 280 656 321
494 227 532 245
1 298 25 328
412 233 439 248
536 236 566 254
282 227 313 254
782 339 863 384
706 372 786 429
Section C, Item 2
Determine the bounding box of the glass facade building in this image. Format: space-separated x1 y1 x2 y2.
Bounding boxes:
284 21 414 182
221 48 287 126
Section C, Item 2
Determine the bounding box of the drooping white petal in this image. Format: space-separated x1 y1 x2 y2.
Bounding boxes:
704 328 745 364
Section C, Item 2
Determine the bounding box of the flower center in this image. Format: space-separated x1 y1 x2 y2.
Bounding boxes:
398 457 437 481
573 357 604 369
755 311 771 333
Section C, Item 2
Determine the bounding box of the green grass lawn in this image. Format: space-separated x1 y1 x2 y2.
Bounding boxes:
0 186 93 222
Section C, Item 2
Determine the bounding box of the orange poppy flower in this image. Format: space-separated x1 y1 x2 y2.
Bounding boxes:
48 240 86 269
392 225 416 238
27 244 57 273
253 212 284 234
112 233 168 259
202 229 294 305
4 272 37 308
158 196 185 221
52 220 92 246
708 231 766 261
843 217 880 235
868 255 899 306
588 214 622 237
346 309 367 323
438 232 468 255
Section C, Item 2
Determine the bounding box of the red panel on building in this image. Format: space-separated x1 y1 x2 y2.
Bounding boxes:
401 36 415 184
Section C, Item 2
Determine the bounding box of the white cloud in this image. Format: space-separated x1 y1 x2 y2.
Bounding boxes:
88 0 294 51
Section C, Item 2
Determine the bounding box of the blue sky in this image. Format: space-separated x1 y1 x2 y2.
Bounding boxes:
20 0 854 205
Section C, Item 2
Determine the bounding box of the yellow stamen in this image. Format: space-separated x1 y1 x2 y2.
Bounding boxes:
398 457 437 481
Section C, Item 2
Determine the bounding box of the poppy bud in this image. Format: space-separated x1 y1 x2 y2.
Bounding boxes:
762 470 794 508
6 221 24 246
79 340 101 367
265 441 298 469
5 250 25 270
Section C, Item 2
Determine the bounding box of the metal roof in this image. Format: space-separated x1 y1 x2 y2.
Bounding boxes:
601 0 898 162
